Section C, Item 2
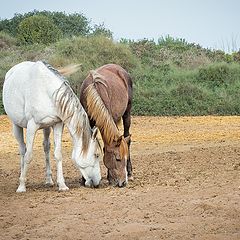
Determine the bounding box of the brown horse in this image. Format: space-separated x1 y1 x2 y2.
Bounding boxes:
80 64 132 187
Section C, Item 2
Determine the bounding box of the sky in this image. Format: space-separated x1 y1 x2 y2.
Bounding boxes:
1 0 240 52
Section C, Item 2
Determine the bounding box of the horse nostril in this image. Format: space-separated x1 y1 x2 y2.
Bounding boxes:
85 179 94 188
92 178 102 188
93 181 100 188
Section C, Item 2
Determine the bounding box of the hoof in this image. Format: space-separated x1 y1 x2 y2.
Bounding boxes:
128 176 134 181
58 185 69 191
118 180 127 188
16 186 26 193
45 179 54 186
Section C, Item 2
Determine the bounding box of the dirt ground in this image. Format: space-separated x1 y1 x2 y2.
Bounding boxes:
0 115 240 240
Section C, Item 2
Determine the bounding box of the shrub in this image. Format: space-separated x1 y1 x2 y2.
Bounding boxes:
0 13 26 36
51 36 138 73
17 15 62 45
47 36 139 93
158 35 196 52
0 10 110 38
91 23 113 39
197 63 231 87
47 12 91 37
233 51 240 63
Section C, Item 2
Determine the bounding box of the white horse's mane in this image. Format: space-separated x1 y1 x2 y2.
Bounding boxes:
43 61 91 153
55 81 90 133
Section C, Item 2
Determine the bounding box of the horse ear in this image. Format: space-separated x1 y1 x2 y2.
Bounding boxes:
89 70 95 79
92 127 99 139
116 136 124 146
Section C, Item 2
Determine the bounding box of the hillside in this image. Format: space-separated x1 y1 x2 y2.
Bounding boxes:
1 11 240 116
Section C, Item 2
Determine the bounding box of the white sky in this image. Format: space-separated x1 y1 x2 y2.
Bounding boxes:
1 0 240 52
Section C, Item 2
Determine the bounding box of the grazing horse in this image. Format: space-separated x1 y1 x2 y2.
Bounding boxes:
3 61 101 192
80 64 132 187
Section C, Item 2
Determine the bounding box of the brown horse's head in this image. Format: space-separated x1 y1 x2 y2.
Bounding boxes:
103 135 130 187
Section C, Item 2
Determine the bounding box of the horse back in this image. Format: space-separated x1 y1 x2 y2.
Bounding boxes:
3 61 62 128
80 64 132 123
98 64 132 91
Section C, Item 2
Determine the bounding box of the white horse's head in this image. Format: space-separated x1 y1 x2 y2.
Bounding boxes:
54 78 102 188
72 127 102 187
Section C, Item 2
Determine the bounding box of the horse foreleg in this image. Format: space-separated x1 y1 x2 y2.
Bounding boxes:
43 127 53 186
53 123 69 191
15 120 38 192
123 107 133 180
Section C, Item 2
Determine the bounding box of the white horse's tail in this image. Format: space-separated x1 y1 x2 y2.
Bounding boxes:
58 64 82 76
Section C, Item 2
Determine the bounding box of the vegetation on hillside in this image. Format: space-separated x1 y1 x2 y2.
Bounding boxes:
0 11 240 116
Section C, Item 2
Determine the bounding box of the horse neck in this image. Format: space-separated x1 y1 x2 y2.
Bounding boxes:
66 119 91 160
70 129 83 160
54 81 92 155
101 128 120 145
85 83 119 145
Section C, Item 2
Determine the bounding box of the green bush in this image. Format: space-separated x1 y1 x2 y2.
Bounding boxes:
158 35 197 52
132 61 240 116
197 63 236 87
91 23 113 39
17 15 62 45
50 35 139 91
233 51 240 63
126 38 212 70
198 63 229 86
0 13 26 36
46 12 91 37
0 10 110 38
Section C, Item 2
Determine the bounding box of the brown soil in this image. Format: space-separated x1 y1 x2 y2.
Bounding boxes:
0 115 240 240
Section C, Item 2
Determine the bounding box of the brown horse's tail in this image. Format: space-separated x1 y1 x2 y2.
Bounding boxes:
84 80 120 145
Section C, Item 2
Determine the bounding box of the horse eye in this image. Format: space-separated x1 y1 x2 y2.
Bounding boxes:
116 158 121 162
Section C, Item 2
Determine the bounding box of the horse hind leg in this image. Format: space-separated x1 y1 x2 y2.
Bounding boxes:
14 120 39 192
43 127 54 186
13 124 26 176
125 137 133 181
122 106 133 180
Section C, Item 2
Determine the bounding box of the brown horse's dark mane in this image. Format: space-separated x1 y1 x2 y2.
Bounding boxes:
84 71 120 145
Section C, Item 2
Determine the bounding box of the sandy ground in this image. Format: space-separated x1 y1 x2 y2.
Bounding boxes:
0 115 240 240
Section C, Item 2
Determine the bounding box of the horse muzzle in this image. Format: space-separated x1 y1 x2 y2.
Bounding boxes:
85 178 101 188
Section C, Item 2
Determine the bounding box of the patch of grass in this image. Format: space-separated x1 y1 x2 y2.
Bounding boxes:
0 31 18 49
132 63 240 116
49 36 139 92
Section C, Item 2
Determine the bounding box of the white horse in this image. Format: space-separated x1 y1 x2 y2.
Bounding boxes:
3 61 102 192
